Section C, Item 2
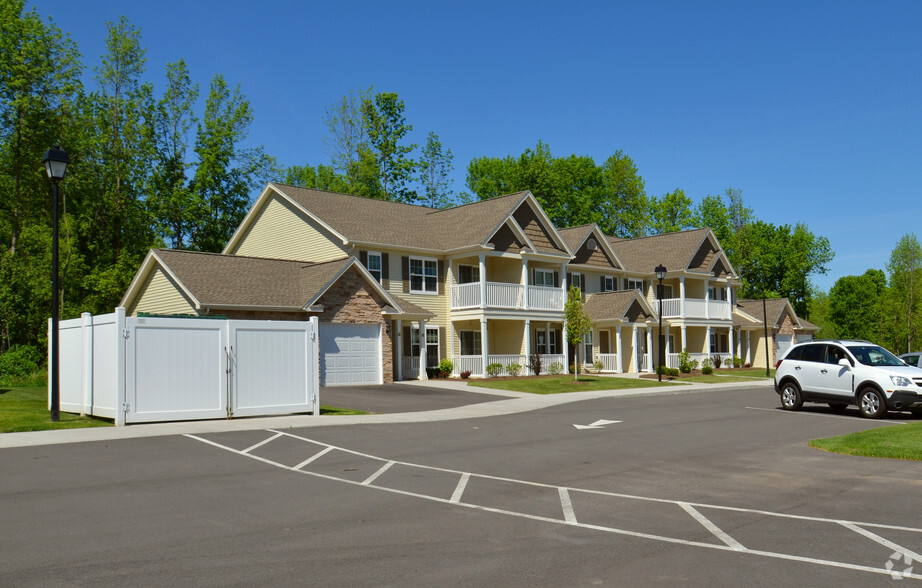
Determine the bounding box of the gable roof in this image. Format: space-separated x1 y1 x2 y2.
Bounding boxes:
225 183 571 257
736 297 803 330
120 250 432 317
558 224 623 270
584 290 656 323
607 228 737 278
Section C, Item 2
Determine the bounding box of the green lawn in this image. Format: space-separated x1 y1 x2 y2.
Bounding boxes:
809 422 922 461
319 406 367 415
0 387 113 433
467 375 677 394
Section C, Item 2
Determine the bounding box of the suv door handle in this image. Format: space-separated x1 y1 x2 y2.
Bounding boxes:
821 369 828 374
794 365 801 370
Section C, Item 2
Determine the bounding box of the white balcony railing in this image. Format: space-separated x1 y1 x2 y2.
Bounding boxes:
402 357 420 379
656 298 731 320
450 282 563 312
452 354 567 377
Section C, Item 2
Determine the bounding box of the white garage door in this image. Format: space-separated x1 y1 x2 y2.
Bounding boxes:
320 324 381 386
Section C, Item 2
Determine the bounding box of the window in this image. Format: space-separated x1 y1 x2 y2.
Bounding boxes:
410 256 438 293
709 286 728 301
709 333 728 353
583 331 593 364
569 272 584 292
459 331 481 356
458 265 480 284
627 278 644 292
367 252 382 283
411 327 440 367
603 276 615 292
534 269 555 287
535 330 558 354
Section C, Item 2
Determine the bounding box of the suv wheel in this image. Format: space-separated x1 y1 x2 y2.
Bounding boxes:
857 388 887 419
780 382 803 411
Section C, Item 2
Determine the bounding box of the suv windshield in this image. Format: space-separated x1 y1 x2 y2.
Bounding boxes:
846 345 904 367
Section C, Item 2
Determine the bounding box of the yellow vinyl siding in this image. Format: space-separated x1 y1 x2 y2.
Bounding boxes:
128 267 196 316
229 194 348 261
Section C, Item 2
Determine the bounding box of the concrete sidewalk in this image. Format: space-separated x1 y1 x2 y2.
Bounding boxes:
0 377 774 449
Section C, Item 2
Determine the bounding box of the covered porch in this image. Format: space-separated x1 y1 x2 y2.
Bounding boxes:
449 317 566 377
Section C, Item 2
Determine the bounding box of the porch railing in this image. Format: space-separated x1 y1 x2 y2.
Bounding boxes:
402 357 420 379
596 353 619 372
450 282 563 312
451 354 567 377
657 298 731 320
666 352 734 370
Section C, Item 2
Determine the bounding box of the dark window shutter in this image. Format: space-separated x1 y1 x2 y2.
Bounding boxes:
402 256 410 293
439 326 446 361
382 253 389 281
403 326 412 356
438 260 445 295
359 250 368 267
600 276 605 291
553 272 559 288
567 273 572 288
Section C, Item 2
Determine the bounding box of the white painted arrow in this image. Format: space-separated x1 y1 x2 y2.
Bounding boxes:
573 419 621 430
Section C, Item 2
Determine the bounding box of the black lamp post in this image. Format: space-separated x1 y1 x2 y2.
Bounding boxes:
43 146 69 422
654 264 666 382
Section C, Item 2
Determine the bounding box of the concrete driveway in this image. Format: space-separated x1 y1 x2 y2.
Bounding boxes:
320 381 510 414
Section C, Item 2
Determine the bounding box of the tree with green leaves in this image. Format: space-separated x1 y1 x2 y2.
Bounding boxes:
322 87 373 195
146 59 198 249
886 234 922 353
828 269 886 342
188 74 273 252
563 285 592 380
598 151 648 238
362 91 417 203
418 131 454 208
650 188 695 234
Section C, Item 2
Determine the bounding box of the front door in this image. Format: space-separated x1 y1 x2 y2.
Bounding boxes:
599 331 610 354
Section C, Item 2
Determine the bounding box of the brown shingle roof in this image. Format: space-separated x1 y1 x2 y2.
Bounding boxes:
736 298 794 328
272 183 533 252
584 291 652 322
607 228 713 274
558 224 594 252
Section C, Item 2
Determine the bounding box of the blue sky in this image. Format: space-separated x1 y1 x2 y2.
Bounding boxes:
32 0 922 292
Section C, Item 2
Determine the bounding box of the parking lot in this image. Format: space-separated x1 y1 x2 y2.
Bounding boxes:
2 383 920 585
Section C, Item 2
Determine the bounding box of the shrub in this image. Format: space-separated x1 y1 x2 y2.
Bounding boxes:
593 361 604 372
426 366 440 379
485 362 504 377
744 362 752 368
438 358 454 375
701 357 713 369
506 363 522 377
548 361 564 375
710 355 723 369
702 365 714 375
0 344 43 384
460 370 472 379
668 367 680 377
732 356 743 368
677 348 698 373
528 353 542 376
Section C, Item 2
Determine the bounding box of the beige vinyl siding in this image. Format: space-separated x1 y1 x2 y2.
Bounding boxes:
384 253 450 331
229 194 348 261
128 267 197 316
491 321 526 355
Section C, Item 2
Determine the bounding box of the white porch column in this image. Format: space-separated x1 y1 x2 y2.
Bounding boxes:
480 317 489 377
449 321 455 374
479 253 487 310
396 319 403 381
630 325 638 373
524 319 532 375
726 284 732 320
706 325 712 359
522 258 529 309
746 330 752 365
615 325 623 373
665 325 672 368
646 326 654 374
679 276 686 317
704 278 710 319
418 319 428 380
728 325 735 365
681 325 687 354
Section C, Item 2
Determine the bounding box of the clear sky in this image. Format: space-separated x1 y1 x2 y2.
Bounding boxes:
31 0 922 292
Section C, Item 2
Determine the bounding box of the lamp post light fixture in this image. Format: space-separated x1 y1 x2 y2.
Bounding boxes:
43 146 69 422
654 264 667 382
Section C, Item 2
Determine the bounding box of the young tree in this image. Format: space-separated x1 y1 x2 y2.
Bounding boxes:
886 234 922 353
322 87 373 195
361 91 417 203
828 270 886 342
418 131 454 208
563 285 591 381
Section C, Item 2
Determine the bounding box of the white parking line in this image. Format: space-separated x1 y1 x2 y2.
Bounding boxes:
745 406 907 424
185 431 922 581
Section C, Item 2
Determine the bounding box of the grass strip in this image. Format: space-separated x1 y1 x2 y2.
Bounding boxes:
809 422 922 461
466 375 677 394
0 387 112 433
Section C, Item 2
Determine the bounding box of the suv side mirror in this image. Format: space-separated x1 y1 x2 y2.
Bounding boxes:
838 358 852 369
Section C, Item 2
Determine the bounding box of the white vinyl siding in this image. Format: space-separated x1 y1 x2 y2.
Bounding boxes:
230 195 348 262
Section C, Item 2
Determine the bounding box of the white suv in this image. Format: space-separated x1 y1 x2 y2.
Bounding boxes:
774 340 922 418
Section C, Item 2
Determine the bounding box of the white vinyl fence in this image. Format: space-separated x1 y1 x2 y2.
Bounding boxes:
54 308 319 425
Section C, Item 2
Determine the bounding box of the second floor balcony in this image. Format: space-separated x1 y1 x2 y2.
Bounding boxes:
657 297 731 320
451 281 564 312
